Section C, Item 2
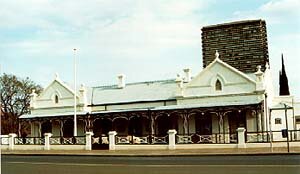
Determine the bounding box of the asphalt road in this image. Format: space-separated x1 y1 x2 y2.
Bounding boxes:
2 154 300 174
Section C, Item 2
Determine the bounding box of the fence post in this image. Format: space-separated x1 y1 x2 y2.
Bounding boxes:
168 129 177 150
8 133 17 150
44 133 52 150
85 132 94 150
237 127 246 148
108 131 117 150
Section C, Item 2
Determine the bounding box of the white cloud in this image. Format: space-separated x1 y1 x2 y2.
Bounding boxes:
233 0 300 24
1 0 213 88
260 0 300 14
0 0 210 62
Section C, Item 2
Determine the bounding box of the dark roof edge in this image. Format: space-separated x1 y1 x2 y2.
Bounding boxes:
89 99 176 107
201 19 265 30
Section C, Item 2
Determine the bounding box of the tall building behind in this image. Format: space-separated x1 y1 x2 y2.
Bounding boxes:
201 19 269 73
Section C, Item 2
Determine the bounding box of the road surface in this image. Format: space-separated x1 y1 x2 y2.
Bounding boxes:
2 154 300 174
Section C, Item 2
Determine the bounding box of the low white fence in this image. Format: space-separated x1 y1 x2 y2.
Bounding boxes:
2 128 300 151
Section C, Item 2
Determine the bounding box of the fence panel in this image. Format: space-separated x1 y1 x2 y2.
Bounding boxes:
14 137 45 145
0 136 9 145
247 130 300 143
176 133 237 144
289 130 300 142
115 135 168 145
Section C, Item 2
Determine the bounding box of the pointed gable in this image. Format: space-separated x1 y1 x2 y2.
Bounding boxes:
34 75 79 109
184 57 256 97
38 80 76 100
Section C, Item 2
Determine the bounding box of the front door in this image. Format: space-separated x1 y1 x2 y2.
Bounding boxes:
228 111 246 134
92 119 111 150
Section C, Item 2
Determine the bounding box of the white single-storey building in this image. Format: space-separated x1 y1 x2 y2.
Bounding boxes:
18 50 300 149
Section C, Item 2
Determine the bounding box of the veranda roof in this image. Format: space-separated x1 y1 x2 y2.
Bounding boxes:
20 99 262 119
19 111 89 119
152 100 263 111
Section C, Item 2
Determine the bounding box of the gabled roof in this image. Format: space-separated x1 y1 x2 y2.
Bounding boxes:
38 76 80 99
92 79 177 105
187 56 256 87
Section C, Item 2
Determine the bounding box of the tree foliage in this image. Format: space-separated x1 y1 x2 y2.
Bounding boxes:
1 74 43 135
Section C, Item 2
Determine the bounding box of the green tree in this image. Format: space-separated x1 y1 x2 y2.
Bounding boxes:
0 74 43 135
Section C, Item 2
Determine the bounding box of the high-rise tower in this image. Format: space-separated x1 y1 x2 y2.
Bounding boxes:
201 19 269 73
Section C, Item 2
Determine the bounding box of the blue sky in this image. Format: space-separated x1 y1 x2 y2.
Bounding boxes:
1 0 299 99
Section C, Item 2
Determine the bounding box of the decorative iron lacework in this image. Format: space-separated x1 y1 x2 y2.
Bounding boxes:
176 134 237 144
116 136 150 144
50 137 61 145
92 136 109 144
151 135 168 144
75 137 86 145
0 137 9 145
14 137 44 145
62 137 74 144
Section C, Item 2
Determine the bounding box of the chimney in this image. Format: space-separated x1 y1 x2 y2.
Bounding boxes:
30 89 37 108
79 84 87 104
118 74 125 88
175 74 183 97
183 68 191 83
79 84 89 111
254 65 264 91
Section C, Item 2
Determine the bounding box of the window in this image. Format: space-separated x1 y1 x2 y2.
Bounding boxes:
296 118 300 124
275 118 282 124
215 80 222 91
54 95 59 104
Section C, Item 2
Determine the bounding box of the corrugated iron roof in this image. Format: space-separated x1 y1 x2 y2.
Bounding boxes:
91 79 177 105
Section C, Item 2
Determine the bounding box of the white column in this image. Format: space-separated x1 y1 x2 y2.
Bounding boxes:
44 133 53 150
108 131 117 150
237 127 246 148
8 133 17 150
168 129 177 150
85 132 94 150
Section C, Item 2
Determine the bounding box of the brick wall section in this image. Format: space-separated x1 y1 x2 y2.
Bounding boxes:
201 19 269 73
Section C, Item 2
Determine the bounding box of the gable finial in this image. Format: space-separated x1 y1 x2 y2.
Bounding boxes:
265 62 270 70
55 73 59 80
215 50 219 60
257 65 262 73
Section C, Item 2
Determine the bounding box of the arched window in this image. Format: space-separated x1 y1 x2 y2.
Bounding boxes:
215 80 222 91
55 95 59 104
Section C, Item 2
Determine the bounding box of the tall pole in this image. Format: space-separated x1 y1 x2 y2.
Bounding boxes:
269 109 273 152
73 48 77 136
284 104 290 153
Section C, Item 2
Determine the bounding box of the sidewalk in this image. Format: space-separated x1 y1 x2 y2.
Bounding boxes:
2 147 300 156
